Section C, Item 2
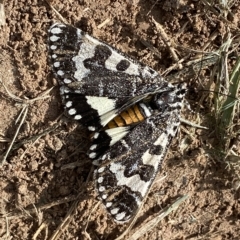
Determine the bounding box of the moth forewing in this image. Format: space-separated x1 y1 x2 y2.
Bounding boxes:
48 22 186 223
95 84 186 222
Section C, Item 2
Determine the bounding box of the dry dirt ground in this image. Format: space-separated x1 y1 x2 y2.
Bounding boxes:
1 0 240 239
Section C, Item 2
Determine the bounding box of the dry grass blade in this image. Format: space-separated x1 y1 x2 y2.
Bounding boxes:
152 17 181 68
216 34 232 95
220 57 240 148
115 176 178 240
208 35 231 119
225 153 240 180
0 80 54 164
180 118 208 130
212 33 239 150
0 105 28 165
140 39 162 59
1 78 53 104
115 192 155 240
166 53 219 84
128 195 189 240
1 194 80 219
0 136 11 143
44 0 67 24
5 217 9 239
200 0 232 24
97 18 111 29
0 79 25 102
32 220 49 240
0 0 5 26
48 167 94 240
83 202 100 239
0 122 60 158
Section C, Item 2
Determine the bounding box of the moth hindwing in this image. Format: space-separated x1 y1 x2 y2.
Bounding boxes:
48 23 186 223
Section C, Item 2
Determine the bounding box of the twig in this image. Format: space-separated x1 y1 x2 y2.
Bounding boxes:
0 105 28 165
140 39 162 59
152 17 181 67
48 167 94 240
32 220 49 240
128 195 189 240
0 0 5 26
44 0 68 24
83 202 100 239
0 122 60 160
180 118 208 130
97 18 111 29
165 53 219 83
1 194 81 219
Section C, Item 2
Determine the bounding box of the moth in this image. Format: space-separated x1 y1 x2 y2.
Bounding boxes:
48 23 186 223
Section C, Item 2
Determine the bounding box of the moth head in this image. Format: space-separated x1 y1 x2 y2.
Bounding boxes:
151 83 186 111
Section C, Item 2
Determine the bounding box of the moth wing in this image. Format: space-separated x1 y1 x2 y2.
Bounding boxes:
48 23 165 130
88 125 137 160
95 108 181 223
48 23 161 98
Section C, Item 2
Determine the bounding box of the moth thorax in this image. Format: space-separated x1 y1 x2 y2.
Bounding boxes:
151 91 178 111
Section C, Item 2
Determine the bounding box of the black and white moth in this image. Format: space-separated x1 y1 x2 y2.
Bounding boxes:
48 23 186 223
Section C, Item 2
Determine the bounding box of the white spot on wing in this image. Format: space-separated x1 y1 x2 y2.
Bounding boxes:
106 202 112 207
50 35 60 42
110 208 119 215
116 212 126 221
97 177 103 183
74 115 82 120
57 70 64 76
169 102 182 108
64 78 72 84
50 27 62 34
89 152 96 159
90 144 97 150
141 130 175 167
141 150 161 170
68 108 76 115
99 186 105 192
54 62 60 67
93 133 99 139
102 194 107 199
59 86 67 95
142 67 158 78
50 45 57 50
66 101 72 108
86 96 116 115
88 126 96 131
73 89 81 93
120 140 130 150
154 132 169 147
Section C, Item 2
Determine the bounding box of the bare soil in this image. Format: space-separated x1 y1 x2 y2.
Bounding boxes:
1 0 240 239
